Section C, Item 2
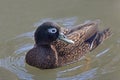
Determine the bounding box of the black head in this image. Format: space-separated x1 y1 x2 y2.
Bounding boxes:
34 22 60 45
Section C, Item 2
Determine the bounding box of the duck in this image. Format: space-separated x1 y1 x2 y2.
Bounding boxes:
25 20 112 69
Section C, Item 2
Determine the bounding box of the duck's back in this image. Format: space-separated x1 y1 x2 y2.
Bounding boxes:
52 20 112 66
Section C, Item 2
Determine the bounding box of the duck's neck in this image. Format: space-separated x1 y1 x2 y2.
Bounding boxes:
35 43 51 48
41 45 52 49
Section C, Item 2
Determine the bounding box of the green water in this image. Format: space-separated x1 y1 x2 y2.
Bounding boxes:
0 0 120 80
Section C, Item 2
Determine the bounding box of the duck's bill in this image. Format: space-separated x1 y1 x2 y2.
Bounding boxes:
58 33 74 44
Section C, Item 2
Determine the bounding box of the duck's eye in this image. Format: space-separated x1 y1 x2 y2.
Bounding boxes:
48 28 57 33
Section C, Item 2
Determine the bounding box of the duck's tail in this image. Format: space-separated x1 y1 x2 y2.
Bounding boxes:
99 28 112 41
85 28 112 51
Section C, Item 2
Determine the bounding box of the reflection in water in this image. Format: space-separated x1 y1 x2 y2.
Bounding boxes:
0 18 119 80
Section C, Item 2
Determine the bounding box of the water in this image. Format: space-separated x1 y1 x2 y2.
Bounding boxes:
0 0 120 80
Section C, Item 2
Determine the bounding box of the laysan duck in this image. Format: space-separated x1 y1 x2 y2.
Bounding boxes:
25 20 112 69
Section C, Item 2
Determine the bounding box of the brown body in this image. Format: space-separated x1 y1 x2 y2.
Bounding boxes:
25 20 112 69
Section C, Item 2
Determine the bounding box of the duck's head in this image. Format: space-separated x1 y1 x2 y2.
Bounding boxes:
34 22 74 45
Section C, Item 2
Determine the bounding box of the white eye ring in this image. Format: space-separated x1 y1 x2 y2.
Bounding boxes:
48 28 57 33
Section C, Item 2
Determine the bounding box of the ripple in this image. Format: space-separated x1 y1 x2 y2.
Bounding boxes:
34 17 78 28
96 48 110 57
0 26 34 80
57 68 98 80
14 44 33 54
16 31 34 39
0 56 33 80
0 42 33 80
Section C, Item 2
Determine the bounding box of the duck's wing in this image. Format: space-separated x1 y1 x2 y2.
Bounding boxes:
61 20 100 35
52 20 112 65
52 20 99 52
